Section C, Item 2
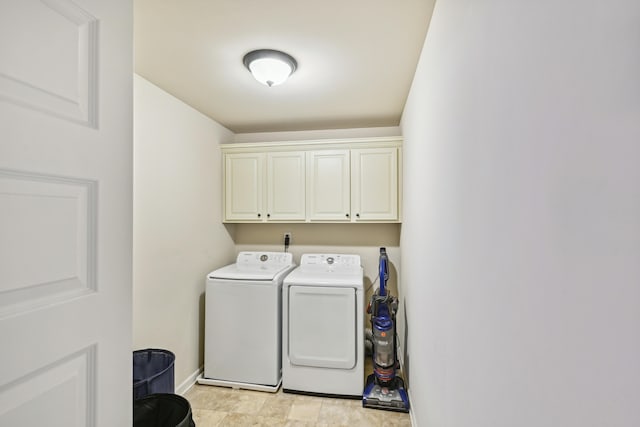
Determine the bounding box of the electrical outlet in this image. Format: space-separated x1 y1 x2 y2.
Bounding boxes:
284 232 292 240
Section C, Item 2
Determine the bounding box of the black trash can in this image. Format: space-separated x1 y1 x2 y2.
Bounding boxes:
133 393 195 427
133 349 175 400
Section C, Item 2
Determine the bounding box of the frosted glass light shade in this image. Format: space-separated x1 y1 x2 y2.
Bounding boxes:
243 49 297 87
248 58 292 87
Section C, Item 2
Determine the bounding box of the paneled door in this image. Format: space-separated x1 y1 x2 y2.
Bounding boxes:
224 152 265 221
266 151 306 221
306 150 351 221
351 147 399 221
0 1 133 426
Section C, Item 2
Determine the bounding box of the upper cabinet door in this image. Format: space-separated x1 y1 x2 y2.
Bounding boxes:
224 152 265 221
351 147 399 221
266 151 306 221
307 150 351 221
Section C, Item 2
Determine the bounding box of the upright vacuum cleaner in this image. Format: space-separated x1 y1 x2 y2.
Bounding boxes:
362 247 410 412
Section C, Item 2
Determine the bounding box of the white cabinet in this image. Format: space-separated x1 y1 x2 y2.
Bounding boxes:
224 152 264 221
307 147 399 222
224 151 305 222
266 151 306 221
222 137 402 223
351 147 398 221
307 150 351 221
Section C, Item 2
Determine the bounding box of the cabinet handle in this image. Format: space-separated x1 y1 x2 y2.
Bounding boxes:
257 213 261 218
356 213 360 218
346 213 350 218
267 213 271 218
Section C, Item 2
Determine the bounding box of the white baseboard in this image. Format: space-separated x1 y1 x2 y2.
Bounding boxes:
176 366 203 395
396 345 416 426
407 388 416 426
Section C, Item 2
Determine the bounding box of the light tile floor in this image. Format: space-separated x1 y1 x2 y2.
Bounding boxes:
183 384 412 426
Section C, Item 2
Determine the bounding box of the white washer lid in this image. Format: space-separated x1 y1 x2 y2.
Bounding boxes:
209 251 294 281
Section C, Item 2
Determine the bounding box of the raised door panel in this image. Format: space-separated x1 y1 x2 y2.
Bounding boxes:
0 346 96 427
266 151 305 221
351 148 398 221
0 0 98 126
224 153 264 221
0 171 97 316
307 150 350 221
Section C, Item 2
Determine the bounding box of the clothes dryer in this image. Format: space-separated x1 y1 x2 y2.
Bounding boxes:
198 251 295 392
282 253 364 397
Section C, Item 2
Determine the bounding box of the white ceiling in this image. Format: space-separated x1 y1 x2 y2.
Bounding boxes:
134 0 435 134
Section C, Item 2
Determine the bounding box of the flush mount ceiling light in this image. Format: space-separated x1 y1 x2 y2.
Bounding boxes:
243 49 297 87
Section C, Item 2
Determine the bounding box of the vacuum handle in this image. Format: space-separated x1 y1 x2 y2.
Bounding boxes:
379 247 389 296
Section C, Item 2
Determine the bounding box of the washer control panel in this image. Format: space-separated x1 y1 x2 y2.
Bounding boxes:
236 251 294 269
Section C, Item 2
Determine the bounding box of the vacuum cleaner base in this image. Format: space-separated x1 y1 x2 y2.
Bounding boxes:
362 374 410 413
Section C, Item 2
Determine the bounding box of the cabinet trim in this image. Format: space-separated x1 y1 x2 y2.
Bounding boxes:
221 136 402 153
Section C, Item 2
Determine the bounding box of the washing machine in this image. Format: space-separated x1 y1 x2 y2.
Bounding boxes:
282 253 364 397
197 251 295 392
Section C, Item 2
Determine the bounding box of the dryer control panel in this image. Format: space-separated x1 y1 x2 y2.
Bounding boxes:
299 254 361 272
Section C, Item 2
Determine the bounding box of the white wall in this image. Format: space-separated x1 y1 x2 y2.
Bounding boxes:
233 223 401 297
133 75 236 391
400 1 640 426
